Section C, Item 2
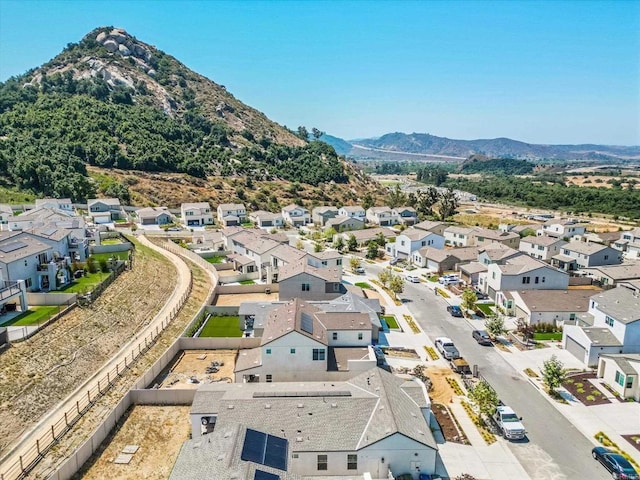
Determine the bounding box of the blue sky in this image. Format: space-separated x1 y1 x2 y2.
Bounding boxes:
0 0 638 145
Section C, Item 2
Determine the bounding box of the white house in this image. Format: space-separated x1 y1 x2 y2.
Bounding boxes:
34 198 73 213
366 206 399 226
477 243 522 266
173 367 437 480
597 354 640 401
552 241 622 271
136 206 174 225
481 255 569 304
217 203 247 227
7 207 79 231
282 204 311 227
444 226 475 247
563 287 640 367
618 227 640 259
519 236 567 261
539 219 587 239
338 205 366 220
386 227 444 260
180 202 214 227
325 215 364 233
0 204 14 226
86 198 124 224
278 262 343 301
249 210 284 229
510 289 596 326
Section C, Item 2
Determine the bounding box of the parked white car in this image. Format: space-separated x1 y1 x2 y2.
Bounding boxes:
438 274 460 285
405 274 420 283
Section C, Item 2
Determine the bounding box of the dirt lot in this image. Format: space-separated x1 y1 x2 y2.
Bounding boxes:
28 244 213 478
214 292 276 306
74 405 191 480
426 366 459 404
155 349 237 388
0 240 178 455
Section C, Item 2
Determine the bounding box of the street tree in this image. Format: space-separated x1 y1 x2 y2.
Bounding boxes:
387 184 407 209
388 274 404 299
378 268 392 288
468 380 500 419
366 241 379 259
334 236 345 252
324 226 337 242
349 256 362 272
484 315 506 339
542 355 567 394
460 289 478 315
347 234 358 252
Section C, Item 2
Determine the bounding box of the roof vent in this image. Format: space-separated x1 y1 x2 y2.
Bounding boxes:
296 437 304 442
331 403 337 408
297 403 304 408
227 405 234 409
265 404 271 409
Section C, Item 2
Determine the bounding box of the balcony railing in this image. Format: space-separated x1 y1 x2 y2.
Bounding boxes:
0 282 20 301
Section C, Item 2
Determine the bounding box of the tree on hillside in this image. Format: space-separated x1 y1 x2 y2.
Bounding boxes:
311 127 323 140
460 289 478 315
438 187 459 220
468 380 499 419
387 184 407 208
297 125 309 140
542 355 566 394
362 193 374 210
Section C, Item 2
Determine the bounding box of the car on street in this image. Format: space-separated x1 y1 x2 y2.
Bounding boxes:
406 274 420 283
446 305 463 317
435 337 460 359
389 257 400 265
592 446 639 479
354 266 365 274
438 274 460 285
472 329 492 345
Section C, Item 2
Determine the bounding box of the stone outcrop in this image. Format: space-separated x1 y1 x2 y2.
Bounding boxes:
95 28 153 66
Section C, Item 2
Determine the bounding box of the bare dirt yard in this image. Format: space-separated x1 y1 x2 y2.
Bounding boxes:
73 405 191 480
154 349 237 388
0 240 178 455
28 245 213 478
426 366 459 404
214 292 275 306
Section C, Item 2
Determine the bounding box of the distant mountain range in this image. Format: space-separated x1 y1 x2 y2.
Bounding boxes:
320 132 640 163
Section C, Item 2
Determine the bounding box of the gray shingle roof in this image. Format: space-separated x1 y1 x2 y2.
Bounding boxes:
591 287 640 324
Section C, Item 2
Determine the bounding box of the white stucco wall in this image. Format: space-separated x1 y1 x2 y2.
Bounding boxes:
261 333 327 382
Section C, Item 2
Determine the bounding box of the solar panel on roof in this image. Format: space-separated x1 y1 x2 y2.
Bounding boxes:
241 428 288 471
254 470 280 480
0 241 28 253
300 312 313 334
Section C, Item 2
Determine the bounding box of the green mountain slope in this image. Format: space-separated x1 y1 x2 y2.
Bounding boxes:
0 27 350 201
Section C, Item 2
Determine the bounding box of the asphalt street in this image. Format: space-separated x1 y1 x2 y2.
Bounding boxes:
398 278 609 480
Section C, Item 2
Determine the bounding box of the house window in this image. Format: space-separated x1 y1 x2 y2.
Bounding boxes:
626 377 634 389
266 374 272 383
401 240 405 246
358 332 363 340
615 371 624 386
604 255 608 260
302 283 310 292
312 349 325 361
347 454 358 470
569 313 576 321
605 316 614 327
25 278 33 288
542 276 545 283
492 272 496 279
538 245 544 251
332 332 338 340
322 261 328 266
522 276 530 284
337 259 342 266
266 349 272 355
333 283 340 291
317 454 328 471
290 348 296 354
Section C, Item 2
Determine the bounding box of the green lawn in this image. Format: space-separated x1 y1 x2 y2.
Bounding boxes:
355 282 372 289
205 256 224 264
240 279 255 285
427 275 439 282
199 316 243 337
382 315 400 329
533 332 563 341
91 251 130 262
100 238 122 245
1 306 59 326
56 271 109 293
475 303 495 316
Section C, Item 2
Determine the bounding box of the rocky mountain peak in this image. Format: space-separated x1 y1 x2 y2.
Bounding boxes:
93 27 156 76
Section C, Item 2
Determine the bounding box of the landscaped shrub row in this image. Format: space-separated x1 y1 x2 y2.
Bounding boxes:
460 400 497 445
403 314 420 334
446 377 464 396
425 346 439 360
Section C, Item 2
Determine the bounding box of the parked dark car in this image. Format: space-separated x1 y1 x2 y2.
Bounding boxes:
446 305 463 317
473 288 489 300
592 446 639 479
472 329 492 346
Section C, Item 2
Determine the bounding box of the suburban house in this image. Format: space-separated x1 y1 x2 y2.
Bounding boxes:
386 227 445 260
308 250 344 273
411 246 478 273
311 206 339 226
324 215 365 233
7 207 80 231
459 262 488 286
86 198 124 224
618 227 640 259
443 226 475 247
414 220 447 236
191 230 224 251
24 225 88 261
366 207 399 226
575 231 622 248
0 234 69 291
0 204 13 225
471 227 521 249
519 236 567 262
597 354 640 401
172 367 437 480
338 205 366 221
34 198 74 213
234 299 374 382
180 202 214 227
582 264 640 287
217 203 247 227
551 241 622 271
477 243 522 266
563 287 640 367
135 206 174 225
538 219 587 239
479 255 569 304
249 210 284 229
334 227 396 248
277 262 344 301
396 206 418 225
282 204 311 227
510 289 597 326
500 223 541 237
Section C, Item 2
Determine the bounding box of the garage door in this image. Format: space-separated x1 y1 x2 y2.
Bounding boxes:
565 336 586 362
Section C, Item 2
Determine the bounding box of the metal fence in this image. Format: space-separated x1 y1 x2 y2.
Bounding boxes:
0 242 193 480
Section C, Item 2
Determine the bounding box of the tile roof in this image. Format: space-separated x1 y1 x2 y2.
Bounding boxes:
584 264 640 281
278 261 340 282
